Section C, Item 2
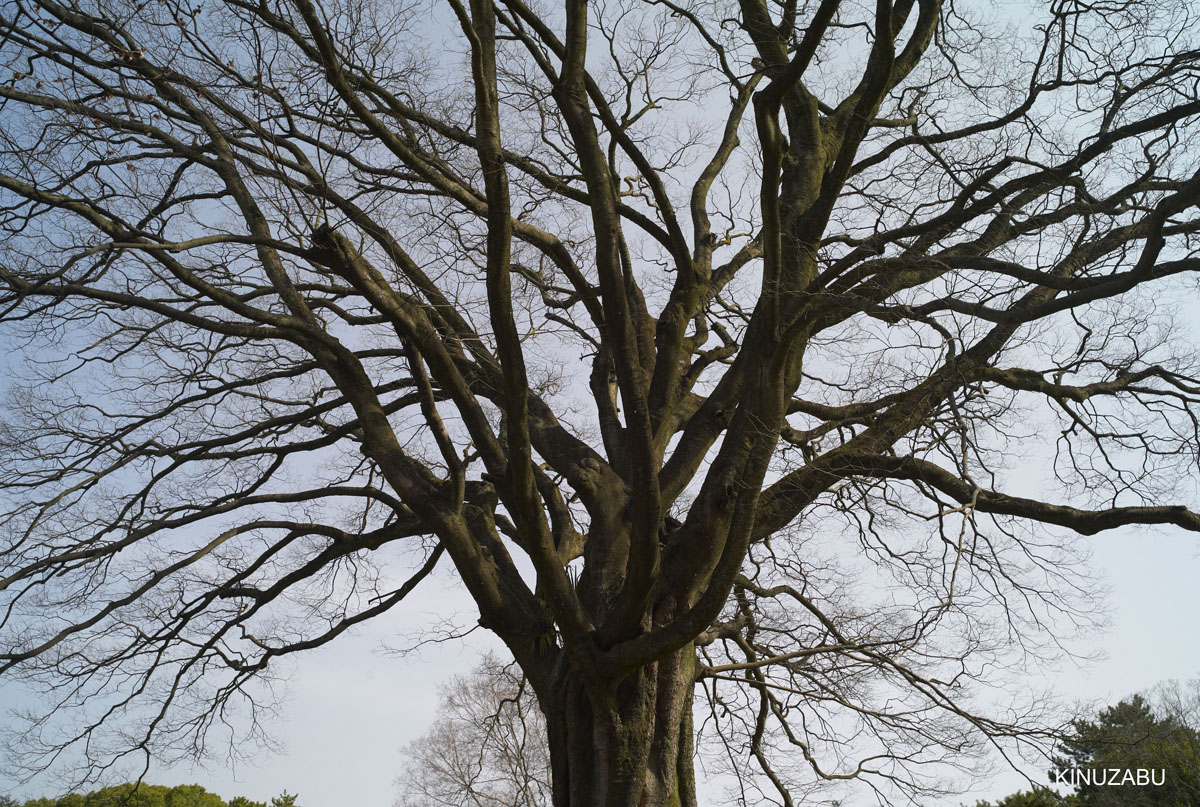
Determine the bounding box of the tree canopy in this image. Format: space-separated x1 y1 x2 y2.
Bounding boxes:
1 784 290 807
973 683 1200 807
2 0 1200 803
1053 691 1200 807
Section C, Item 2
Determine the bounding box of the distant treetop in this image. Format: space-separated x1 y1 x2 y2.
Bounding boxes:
2 784 293 807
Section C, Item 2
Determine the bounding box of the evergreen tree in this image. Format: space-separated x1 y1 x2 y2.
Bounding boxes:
226 798 266 807
981 690 1200 807
1053 695 1200 807
8 784 277 807
972 789 1077 807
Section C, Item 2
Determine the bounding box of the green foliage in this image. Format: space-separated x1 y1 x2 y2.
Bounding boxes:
972 788 1078 807
81 784 165 807
162 785 224 807
1053 694 1200 807
983 689 1200 807
8 785 291 807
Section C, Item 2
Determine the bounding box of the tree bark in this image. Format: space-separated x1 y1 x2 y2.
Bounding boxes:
542 643 697 807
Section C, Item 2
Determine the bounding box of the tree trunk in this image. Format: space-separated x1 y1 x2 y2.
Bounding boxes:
542 643 697 807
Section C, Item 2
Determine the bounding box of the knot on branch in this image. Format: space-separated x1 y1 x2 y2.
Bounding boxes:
310 221 339 253
307 223 360 284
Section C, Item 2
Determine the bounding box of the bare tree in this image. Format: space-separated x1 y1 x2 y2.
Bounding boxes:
2 0 1200 804
397 653 551 807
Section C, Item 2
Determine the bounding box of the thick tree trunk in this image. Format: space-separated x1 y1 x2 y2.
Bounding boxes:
542 643 697 807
